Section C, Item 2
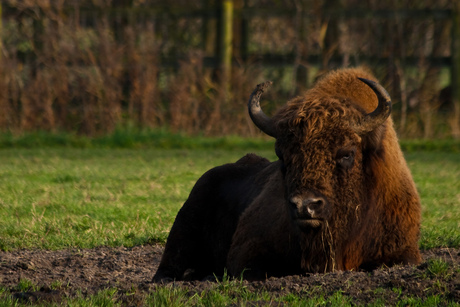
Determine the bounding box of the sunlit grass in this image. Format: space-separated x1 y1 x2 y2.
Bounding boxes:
0 148 276 251
0 137 458 251
406 151 460 249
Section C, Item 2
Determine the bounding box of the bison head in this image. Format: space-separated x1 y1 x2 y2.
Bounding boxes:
248 72 391 233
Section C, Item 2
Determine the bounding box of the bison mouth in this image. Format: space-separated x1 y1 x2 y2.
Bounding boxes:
296 218 323 229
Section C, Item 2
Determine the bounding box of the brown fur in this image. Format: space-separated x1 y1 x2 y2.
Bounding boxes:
153 67 421 281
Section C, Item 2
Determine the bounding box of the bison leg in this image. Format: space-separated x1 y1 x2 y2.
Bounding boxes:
385 245 422 267
227 175 303 279
153 202 208 281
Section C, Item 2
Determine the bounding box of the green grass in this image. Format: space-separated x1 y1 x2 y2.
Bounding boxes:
0 129 275 151
0 148 273 251
2 282 454 306
424 258 451 280
1 129 459 152
0 144 458 251
0 285 356 307
405 151 460 249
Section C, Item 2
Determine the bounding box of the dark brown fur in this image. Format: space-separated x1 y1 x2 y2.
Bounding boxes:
153 67 421 281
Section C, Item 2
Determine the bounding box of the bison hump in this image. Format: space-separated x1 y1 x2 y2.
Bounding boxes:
235 153 270 166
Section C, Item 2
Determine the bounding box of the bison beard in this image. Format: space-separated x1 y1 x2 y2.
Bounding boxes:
153 67 422 282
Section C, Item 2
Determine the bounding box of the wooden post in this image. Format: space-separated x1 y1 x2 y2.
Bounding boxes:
295 2 309 93
203 0 217 57
220 0 233 97
452 2 460 139
31 7 44 78
112 0 134 42
232 0 248 62
0 3 2 62
321 0 341 70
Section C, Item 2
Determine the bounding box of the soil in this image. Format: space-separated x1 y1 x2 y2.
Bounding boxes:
0 245 459 305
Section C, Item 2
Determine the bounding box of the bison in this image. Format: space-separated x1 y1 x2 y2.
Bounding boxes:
153 67 421 281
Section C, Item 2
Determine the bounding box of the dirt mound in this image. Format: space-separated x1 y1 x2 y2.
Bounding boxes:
1 246 459 305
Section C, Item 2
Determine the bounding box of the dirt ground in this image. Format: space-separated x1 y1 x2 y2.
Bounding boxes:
0 245 459 305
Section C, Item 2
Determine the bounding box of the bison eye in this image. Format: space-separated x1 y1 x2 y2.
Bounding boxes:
336 148 356 169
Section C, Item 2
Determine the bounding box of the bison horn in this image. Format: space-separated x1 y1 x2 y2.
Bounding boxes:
355 78 392 134
248 81 277 138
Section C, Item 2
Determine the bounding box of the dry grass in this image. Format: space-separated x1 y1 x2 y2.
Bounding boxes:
0 1 457 138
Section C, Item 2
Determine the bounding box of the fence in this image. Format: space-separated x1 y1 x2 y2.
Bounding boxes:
0 0 458 138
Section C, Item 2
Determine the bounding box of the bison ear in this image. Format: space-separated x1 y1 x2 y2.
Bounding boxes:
362 122 387 154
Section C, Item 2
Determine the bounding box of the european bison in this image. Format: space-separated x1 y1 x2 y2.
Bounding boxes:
153 67 421 281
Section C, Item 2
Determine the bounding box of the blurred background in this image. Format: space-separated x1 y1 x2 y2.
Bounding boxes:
0 0 458 139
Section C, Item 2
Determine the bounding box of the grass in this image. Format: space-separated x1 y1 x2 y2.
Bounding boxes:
405 151 460 249
2 282 454 306
0 132 459 306
425 258 451 279
0 142 458 251
1 129 460 152
0 283 356 307
0 129 276 151
0 147 270 251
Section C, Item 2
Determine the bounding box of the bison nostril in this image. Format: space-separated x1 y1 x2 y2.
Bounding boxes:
304 198 325 210
290 196 326 210
289 197 301 209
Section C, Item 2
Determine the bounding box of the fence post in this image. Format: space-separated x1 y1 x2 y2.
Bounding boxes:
31 7 44 78
233 0 248 62
321 0 341 69
203 0 217 58
295 3 309 93
220 0 233 98
111 0 135 42
452 2 460 138
0 3 2 62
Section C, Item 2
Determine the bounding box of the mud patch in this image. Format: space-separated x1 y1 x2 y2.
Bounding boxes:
1 246 459 305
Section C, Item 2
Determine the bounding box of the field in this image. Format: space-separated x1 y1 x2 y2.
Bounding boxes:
0 135 459 306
